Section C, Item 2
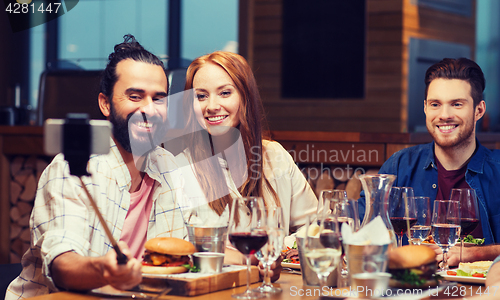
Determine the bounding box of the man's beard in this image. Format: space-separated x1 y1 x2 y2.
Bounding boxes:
109 103 133 153
427 117 475 150
109 103 169 155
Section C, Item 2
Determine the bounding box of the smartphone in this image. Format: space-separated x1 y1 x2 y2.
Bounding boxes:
44 118 112 155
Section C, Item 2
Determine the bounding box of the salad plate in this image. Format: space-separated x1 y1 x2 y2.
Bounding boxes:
438 269 486 285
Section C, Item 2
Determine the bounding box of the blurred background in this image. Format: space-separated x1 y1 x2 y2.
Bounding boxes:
0 0 499 133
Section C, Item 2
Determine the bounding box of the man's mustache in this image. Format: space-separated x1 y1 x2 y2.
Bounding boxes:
128 111 164 126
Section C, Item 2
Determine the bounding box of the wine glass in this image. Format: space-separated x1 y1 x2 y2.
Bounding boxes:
450 188 480 262
252 207 285 294
409 197 431 245
347 198 360 232
303 203 342 291
389 187 417 247
228 197 268 299
317 190 347 218
316 190 334 218
333 198 357 287
431 200 461 271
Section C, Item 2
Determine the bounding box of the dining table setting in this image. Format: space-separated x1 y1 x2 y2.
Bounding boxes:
26 268 488 300
28 174 495 300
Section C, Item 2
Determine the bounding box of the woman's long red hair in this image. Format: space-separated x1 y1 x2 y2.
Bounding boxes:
183 51 279 216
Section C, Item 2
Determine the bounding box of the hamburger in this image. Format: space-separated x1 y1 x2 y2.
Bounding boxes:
388 245 439 288
142 237 196 274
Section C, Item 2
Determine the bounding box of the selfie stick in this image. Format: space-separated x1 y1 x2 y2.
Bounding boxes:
63 114 128 265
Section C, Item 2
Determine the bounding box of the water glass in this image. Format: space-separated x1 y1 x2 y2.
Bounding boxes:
410 197 431 245
431 200 461 271
303 207 342 290
253 207 285 294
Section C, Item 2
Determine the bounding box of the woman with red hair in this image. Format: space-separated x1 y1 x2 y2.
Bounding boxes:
176 51 318 279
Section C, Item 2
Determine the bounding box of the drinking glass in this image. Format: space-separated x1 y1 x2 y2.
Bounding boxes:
228 197 268 299
431 200 461 271
409 197 431 245
388 187 417 247
316 190 334 217
450 188 480 262
347 198 360 231
333 198 357 287
253 207 285 294
316 190 347 217
303 205 342 290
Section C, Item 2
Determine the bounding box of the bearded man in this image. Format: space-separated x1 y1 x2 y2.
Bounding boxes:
359 58 500 266
6 35 185 299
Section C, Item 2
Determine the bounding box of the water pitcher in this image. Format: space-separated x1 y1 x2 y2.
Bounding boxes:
359 174 397 246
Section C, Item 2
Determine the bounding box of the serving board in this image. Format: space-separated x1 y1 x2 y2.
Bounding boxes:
141 265 259 296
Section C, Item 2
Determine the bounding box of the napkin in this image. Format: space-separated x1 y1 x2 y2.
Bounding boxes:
341 216 391 245
295 222 320 238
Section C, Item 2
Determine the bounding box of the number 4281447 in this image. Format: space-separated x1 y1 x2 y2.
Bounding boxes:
5 2 61 14
444 285 498 297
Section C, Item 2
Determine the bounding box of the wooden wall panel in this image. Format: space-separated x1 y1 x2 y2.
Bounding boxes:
241 0 475 133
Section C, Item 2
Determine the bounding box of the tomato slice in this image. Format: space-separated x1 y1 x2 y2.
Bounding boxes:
472 273 485 278
447 271 457 276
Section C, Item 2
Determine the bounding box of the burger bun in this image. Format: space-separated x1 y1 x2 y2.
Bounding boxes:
142 265 188 275
388 245 436 269
388 245 438 289
144 237 196 255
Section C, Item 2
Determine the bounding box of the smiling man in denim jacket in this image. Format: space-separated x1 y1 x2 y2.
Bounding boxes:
359 58 500 267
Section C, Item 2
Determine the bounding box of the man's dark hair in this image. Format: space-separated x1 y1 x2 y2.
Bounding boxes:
100 34 167 99
424 57 485 107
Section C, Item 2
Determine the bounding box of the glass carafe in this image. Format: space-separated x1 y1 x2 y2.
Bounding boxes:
359 174 397 246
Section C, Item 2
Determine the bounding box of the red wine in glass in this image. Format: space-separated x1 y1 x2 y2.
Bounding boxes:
450 188 480 263
460 218 479 236
229 232 268 255
390 217 417 236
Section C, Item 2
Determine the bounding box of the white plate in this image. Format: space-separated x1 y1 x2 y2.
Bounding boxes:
438 269 486 285
282 262 301 270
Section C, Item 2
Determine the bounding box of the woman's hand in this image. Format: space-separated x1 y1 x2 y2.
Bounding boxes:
259 254 283 282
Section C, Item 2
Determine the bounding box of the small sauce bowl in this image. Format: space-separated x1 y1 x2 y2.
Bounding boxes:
193 252 225 274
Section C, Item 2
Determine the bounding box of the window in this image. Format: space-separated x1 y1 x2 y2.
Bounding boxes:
28 0 238 109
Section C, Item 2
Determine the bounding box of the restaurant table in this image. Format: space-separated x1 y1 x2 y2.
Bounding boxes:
27 271 487 300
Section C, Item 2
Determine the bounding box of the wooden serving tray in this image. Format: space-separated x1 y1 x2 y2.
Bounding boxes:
141 265 259 296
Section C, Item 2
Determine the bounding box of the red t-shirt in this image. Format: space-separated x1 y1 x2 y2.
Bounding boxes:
435 156 470 201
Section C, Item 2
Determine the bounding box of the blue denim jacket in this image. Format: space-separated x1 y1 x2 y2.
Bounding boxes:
359 140 500 245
